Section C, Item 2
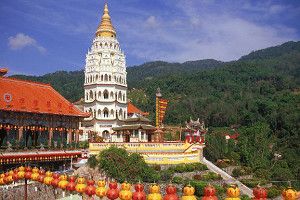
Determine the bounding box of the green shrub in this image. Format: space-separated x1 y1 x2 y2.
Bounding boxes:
98 146 159 182
201 172 222 181
193 174 202 180
267 186 281 198
232 166 252 177
152 164 161 171
160 169 174 182
240 179 268 188
254 168 271 180
170 163 208 173
190 181 207 197
172 176 184 184
241 194 251 200
192 163 208 171
87 154 98 169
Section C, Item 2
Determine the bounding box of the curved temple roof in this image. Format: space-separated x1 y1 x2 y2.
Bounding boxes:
0 77 89 117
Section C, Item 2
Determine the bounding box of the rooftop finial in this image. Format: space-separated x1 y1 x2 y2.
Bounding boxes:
95 3 116 38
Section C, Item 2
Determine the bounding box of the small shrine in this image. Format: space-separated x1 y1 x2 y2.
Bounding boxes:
111 114 156 142
184 118 208 143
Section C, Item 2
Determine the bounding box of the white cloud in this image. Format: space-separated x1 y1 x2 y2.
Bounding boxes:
8 33 46 53
145 16 159 28
119 0 299 63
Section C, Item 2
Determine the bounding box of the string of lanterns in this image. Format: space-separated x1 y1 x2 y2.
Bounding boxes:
0 124 79 132
0 166 299 200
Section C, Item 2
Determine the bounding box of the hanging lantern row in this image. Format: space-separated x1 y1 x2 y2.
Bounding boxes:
0 124 79 132
0 167 299 200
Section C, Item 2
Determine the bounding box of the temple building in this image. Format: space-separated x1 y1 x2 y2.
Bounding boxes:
82 3 128 138
82 3 205 165
0 69 87 167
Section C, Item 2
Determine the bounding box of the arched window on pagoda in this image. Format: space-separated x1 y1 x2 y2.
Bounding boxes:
89 90 93 100
101 75 104 81
86 92 89 100
115 92 117 100
110 91 114 98
104 74 108 82
110 109 114 117
103 90 109 99
122 94 125 102
103 108 109 118
96 75 99 81
119 109 123 118
98 91 101 99
98 109 101 117
118 91 122 100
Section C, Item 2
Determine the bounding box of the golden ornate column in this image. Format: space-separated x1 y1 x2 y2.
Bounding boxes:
48 128 53 147
18 126 23 142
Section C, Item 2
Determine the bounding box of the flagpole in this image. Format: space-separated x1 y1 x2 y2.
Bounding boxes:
155 88 162 128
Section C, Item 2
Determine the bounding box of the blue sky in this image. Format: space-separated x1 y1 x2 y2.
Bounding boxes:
0 0 299 75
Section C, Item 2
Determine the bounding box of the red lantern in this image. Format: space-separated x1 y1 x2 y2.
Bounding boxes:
4 175 13 184
203 185 217 198
25 166 32 172
25 171 32 180
38 174 46 183
39 169 46 175
253 186 267 200
66 176 76 192
85 179 96 196
107 181 119 200
164 184 179 200
12 172 19 182
69 176 76 183
51 173 60 187
133 183 146 200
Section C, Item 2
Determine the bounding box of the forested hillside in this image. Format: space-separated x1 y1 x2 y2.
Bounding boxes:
11 41 300 186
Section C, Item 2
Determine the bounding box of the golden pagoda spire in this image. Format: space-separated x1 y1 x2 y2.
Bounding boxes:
95 3 116 38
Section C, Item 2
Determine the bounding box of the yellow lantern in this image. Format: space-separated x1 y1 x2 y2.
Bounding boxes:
43 171 53 185
98 179 106 187
58 174 69 190
225 184 240 200
119 181 132 200
8 170 14 176
32 167 39 174
182 185 197 200
96 186 107 198
75 177 86 193
282 187 297 200
96 179 107 198
31 172 39 181
17 171 25 179
148 183 162 200
150 183 161 193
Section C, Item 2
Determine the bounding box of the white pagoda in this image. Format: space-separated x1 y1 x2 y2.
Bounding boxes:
83 3 127 141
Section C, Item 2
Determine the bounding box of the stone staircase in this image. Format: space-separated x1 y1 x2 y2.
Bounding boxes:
202 157 253 197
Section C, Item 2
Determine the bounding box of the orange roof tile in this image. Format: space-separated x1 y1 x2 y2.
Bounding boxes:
127 102 149 116
0 77 89 117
